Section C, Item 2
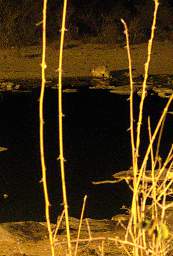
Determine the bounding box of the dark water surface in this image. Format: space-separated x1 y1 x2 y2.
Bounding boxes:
0 88 172 222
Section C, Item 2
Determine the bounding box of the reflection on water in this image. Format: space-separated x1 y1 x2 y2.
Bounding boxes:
0 88 172 222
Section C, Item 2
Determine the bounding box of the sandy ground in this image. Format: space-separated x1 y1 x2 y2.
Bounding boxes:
0 213 173 256
0 40 172 80
0 219 126 255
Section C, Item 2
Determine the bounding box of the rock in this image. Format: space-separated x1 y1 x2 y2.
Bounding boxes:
91 65 110 79
0 146 8 152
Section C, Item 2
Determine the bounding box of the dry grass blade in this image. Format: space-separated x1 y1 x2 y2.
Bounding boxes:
74 195 87 256
53 210 65 243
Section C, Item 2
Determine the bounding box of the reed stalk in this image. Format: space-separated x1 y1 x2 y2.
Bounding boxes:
57 0 72 255
39 0 55 255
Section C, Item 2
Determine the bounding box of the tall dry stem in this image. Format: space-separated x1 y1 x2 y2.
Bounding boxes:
121 19 136 171
57 0 72 255
132 2 160 235
136 0 159 157
121 19 139 240
39 0 55 255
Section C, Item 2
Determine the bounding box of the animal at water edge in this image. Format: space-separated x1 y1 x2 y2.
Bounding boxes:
91 65 110 79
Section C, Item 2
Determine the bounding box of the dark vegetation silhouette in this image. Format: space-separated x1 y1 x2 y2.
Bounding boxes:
0 0 173 47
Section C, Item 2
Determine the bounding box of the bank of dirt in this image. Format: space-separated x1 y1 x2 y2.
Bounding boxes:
0 41 172 80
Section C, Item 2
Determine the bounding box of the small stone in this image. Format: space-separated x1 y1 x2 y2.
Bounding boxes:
91 65 110 79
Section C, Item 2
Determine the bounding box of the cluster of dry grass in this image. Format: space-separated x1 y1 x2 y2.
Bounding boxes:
39 0 173 255
120 1 173 254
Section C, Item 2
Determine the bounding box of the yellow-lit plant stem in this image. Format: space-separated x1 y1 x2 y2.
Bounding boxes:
57 0 72 255
39 0 55 255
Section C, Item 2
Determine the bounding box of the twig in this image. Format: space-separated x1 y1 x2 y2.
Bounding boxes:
55 236 107 245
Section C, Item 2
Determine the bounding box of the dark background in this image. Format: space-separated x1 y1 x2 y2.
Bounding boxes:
0 89 172 222
0 0 173 47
